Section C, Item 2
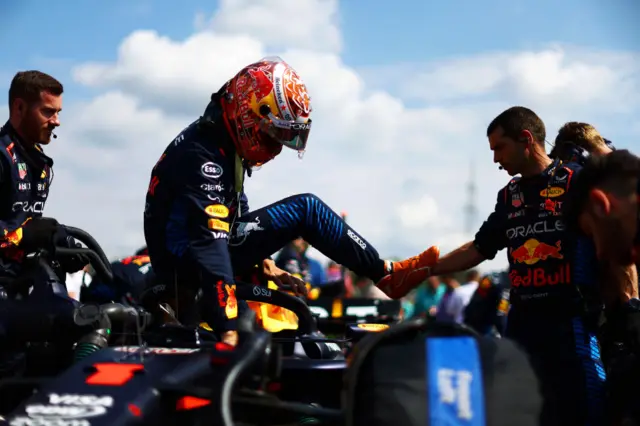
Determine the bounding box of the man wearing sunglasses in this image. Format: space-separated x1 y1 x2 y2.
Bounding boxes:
143 57 439 346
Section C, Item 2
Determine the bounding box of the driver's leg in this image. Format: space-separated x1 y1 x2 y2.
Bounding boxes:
228 194 395 283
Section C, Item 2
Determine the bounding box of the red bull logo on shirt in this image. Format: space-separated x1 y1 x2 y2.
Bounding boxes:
510 239 563 265
509 264 570 287
509 239 570 287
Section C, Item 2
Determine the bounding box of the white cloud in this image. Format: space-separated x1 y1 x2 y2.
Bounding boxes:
43 91 186 256
376 46 640 117
11 0 638 277
72 30 265 117
198 0 342 53
396 195 442 229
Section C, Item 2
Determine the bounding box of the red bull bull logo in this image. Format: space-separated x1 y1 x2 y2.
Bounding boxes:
509 239 570 287
510 239 563 265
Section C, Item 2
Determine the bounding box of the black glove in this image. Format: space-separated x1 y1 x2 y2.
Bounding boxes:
20 217 61 253
57 236 91 274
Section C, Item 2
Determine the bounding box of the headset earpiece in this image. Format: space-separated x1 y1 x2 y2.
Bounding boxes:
552 141 590 165
604 138 615 150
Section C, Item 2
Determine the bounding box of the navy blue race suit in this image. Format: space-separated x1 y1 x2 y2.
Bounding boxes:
143 118 388 333
80 254 155 304
0 122 53 279
474 159 605 426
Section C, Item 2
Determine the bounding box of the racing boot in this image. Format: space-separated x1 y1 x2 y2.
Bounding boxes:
376 246 440 299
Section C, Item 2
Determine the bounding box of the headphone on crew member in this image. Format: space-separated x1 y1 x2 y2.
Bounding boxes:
553 139 616 165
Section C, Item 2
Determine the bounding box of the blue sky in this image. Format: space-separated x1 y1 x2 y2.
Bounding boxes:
0 0 639 270
1 0 638 95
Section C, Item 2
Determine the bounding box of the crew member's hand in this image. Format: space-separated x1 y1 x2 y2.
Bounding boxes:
221 330 239 347
20 217 61 253
262 259 308 297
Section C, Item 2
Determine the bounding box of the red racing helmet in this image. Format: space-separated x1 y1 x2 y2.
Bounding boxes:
219 56 312 167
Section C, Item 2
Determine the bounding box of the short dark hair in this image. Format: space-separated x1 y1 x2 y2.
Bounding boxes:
486 106 546 145
8 70 63 108
566 149 640 227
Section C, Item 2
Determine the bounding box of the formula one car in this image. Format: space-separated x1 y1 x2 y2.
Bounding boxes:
0 226 387 423
1 311 299 426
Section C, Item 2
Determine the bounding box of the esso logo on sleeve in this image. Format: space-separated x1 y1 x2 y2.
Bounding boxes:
201 162 223 179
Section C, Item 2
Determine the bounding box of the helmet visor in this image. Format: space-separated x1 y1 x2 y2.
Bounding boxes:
262 113 311 151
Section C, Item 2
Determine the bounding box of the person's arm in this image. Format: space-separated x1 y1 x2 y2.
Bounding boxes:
179 145 238 343
432 191 509 276
431 242 484 276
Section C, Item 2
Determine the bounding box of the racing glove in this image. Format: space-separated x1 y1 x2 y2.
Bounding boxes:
376 246 440 299
20 217 62 253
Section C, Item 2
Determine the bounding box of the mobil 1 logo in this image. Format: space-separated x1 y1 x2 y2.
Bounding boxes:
10 393 113 426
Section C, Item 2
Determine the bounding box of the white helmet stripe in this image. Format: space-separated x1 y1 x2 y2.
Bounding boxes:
272 63 293 121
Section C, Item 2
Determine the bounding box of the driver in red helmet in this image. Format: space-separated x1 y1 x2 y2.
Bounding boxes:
142 57 439 345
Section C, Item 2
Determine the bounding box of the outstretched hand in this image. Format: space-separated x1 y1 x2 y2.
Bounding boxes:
262 259 308 297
